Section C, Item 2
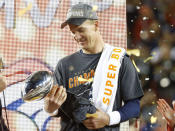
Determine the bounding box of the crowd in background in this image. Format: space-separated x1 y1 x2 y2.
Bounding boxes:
127 0 175 130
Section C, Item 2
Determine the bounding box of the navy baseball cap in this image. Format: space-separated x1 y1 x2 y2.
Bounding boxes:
61 3 98 29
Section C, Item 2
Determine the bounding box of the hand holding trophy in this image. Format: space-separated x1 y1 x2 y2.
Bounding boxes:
21 71 97 123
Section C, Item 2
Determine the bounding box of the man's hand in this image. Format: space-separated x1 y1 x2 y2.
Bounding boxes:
44 85 67 114
157 99 175 128
83 109 110 129
0 74 6 92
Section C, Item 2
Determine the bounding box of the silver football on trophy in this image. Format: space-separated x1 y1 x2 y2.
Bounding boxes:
22 71 53 102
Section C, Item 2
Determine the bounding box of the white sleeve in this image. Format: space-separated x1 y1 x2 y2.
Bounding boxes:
107 111 121 125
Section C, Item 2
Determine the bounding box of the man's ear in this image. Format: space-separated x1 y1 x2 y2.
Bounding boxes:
94 20 98 31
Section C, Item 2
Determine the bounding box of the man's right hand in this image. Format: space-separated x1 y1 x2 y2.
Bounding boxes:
44 85 67 114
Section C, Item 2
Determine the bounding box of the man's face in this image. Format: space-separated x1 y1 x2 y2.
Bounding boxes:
68 20 98 51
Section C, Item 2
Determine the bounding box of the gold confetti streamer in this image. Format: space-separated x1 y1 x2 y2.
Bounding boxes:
144 56 153 63
144 52 156 63
78 77 93 83
18 3 33 17
86 113 98 118
132 59 140 72
127 49 140 56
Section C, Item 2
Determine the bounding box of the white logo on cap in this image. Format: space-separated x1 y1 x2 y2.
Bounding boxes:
67 9 84 19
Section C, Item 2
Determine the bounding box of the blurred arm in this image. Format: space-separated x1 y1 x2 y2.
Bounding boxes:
157 99 175 128
0 75 6 92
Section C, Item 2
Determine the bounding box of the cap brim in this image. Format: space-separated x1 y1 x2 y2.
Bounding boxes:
61 21 68 29
61 18 87 29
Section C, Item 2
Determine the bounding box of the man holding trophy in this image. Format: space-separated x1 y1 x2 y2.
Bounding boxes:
42 3 144 131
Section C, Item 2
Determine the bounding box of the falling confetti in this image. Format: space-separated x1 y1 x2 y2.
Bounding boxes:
151 52 156 55
18 3 33 16
136 6 140 10
150 116 157 124
92 5 98 11
150 30 155 33
145 78 150 80
142 16 148 21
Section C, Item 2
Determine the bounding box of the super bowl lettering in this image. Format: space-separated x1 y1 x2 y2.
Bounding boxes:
103 48 121 105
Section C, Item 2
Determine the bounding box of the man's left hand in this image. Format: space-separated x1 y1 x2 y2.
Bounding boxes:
83 109 110 129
